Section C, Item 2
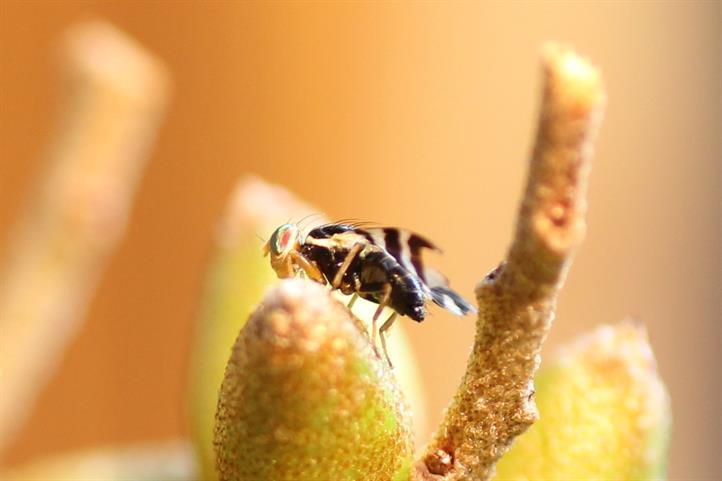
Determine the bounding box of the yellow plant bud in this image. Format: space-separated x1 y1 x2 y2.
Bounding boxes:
188 177 425 480
494 322 671 480
187 178 293 480
214 280 414 481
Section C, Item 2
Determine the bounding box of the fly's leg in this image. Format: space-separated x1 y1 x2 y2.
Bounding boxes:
370 283 392 357
347 293 359 309
372 283 392 321
332 243 363 289
379 313 398 368
288 251 326 284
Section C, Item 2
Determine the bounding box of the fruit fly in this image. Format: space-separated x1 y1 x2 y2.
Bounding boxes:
263 222 475 366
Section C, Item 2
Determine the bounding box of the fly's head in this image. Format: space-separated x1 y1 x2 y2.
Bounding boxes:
263 223 302 278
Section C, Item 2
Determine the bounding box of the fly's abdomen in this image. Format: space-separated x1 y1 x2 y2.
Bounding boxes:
388 272 427 322
360 250 427 322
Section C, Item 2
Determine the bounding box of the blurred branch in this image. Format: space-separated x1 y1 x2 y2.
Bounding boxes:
0 21 169 456
414 44 606 480
1 440 194 481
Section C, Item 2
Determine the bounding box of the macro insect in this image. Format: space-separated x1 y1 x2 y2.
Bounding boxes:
263 221 475 366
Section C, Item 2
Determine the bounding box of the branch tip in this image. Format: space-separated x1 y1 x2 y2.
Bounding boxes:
413 45 606 481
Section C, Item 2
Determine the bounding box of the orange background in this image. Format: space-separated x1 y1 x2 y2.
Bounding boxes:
1 2 719 479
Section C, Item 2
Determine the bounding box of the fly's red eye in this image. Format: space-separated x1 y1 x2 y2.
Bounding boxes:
281 229 291 248
271 224 297 255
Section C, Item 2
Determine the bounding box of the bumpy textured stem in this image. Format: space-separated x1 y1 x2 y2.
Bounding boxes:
414 44 606 480
0 21 169 456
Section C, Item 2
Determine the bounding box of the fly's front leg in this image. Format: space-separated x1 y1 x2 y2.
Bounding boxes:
379 313 398 368
332 243 363 289
288 251 326 284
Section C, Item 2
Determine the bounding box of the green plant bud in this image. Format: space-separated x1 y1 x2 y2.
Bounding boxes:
187 178 293 480
493 322 671 481
214 279 414 481
188 177 425 480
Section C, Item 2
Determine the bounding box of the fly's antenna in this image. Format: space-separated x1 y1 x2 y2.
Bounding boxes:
257 232 270 256
332 218 378 229
296 212 325 230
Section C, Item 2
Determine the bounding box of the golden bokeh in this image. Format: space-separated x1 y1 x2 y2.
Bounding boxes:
0 2 719 479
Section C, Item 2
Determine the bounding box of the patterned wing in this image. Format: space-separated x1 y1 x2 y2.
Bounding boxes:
351 227 439 282
354 227 476 316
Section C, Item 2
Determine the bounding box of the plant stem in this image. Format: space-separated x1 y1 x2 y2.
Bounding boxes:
413 43 606 481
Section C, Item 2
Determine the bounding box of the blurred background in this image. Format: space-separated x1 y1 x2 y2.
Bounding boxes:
0 2 719 479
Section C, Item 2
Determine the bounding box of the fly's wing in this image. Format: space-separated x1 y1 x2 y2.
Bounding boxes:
352 227 439 281
355 227 476 316
424 267 477 316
